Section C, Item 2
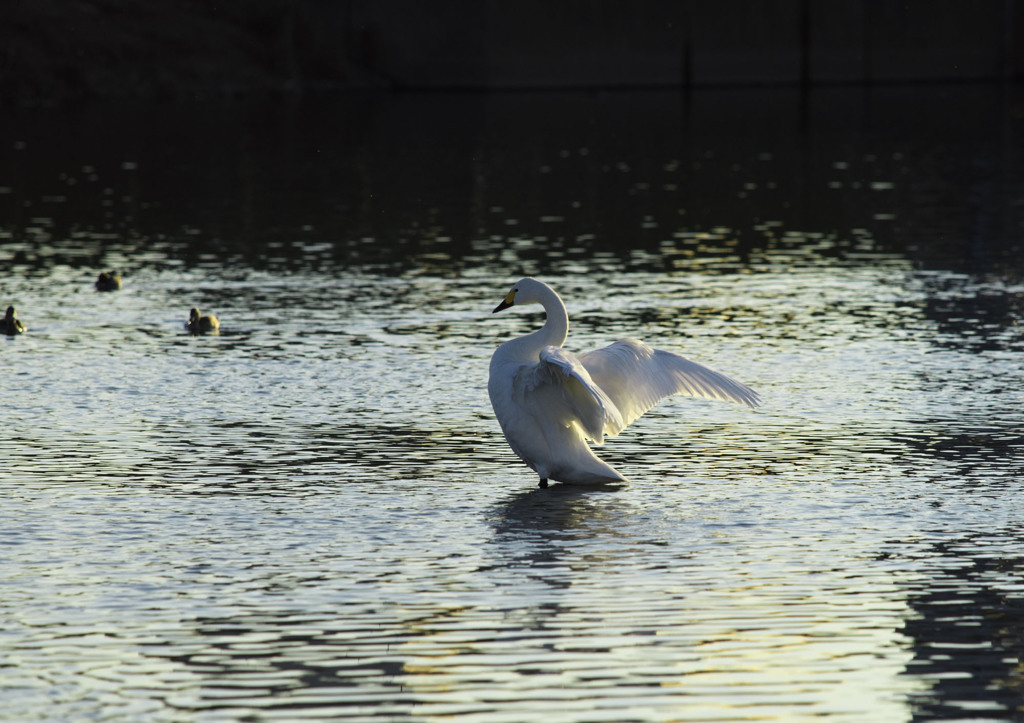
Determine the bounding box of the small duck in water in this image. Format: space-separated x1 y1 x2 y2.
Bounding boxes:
186 307 220 335
2 305 26 335
95 271 123 291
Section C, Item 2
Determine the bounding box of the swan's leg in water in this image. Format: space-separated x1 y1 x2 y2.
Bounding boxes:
539 478 549 489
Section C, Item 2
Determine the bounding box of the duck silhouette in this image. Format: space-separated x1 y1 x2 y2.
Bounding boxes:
2 305 26 335
186 307 220 335
95 271 122 291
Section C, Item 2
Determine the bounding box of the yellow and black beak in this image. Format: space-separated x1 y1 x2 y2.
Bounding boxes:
492 289 516 313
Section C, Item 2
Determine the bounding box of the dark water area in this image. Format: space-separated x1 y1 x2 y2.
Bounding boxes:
3 86 1022 279
2 86 1024 721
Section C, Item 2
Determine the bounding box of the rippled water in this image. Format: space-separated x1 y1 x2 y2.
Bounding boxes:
3 86 1024 721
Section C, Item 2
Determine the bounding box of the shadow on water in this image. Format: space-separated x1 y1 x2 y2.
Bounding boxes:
488 483 634 577
491 483 628 538
900 533 1024 721
484 481 684 598
883 403 1024 718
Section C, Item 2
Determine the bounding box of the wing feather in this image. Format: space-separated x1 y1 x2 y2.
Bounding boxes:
580 338 760 435
517 346 624 444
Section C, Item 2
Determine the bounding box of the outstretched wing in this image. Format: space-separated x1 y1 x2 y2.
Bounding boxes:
580 338 760 435
516 346 625 444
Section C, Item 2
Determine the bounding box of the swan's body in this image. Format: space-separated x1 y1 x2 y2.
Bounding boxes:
186 308 220 334
488 278 760 486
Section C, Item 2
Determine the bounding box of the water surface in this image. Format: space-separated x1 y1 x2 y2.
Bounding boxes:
2 86 1024 721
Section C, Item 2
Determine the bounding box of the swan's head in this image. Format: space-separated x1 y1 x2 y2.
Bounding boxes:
5 306 15 322
189 308 202 324
492 277 553 313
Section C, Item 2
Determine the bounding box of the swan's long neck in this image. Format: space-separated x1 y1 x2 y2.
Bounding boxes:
494 284 569 363
534 285 569 349
518 285 568 358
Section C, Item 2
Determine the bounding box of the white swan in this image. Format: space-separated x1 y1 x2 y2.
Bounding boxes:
488 278 760 487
